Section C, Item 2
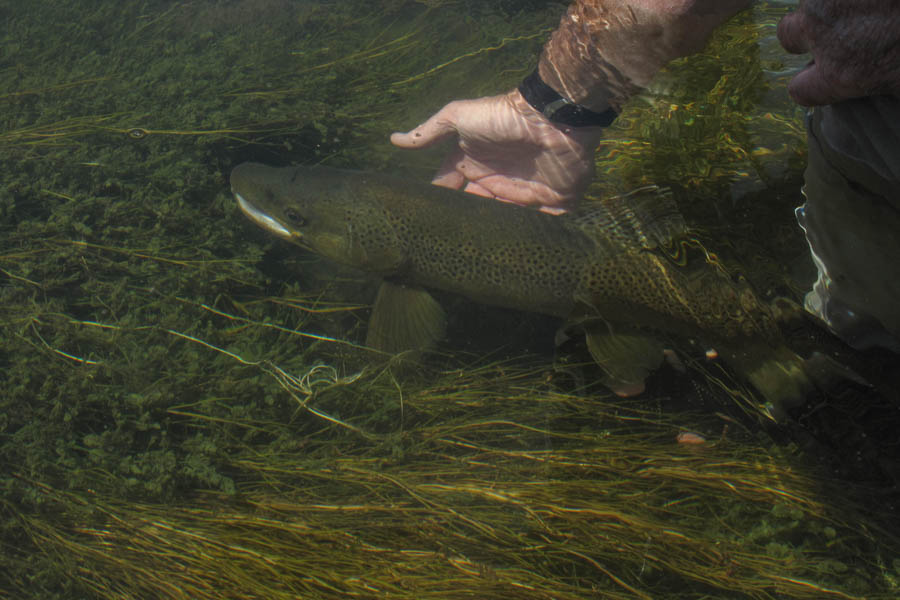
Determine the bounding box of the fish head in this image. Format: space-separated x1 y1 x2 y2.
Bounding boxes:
230 162 405 274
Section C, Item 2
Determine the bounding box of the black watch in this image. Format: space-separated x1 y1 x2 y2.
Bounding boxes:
518 69 617 128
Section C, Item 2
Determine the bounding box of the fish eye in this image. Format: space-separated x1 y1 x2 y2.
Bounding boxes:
285 208 306 226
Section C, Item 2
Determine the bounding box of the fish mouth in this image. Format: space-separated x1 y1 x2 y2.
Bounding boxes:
234 191 293 240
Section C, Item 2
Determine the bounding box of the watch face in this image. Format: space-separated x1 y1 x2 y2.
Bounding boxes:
543 98 573 120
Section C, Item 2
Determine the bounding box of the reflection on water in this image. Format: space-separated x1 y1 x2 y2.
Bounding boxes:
0 1 898 599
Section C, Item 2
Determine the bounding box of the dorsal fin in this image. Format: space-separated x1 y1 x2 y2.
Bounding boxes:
569 186 686 251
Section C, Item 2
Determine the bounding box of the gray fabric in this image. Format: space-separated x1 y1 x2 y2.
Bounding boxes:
797 98 900 351
817 96 900 200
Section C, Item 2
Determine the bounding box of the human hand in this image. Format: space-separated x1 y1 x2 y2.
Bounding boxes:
777 0 900 105
390 89 602 214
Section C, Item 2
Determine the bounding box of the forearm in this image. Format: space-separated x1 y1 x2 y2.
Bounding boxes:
538 2 653 113
538 0 753 113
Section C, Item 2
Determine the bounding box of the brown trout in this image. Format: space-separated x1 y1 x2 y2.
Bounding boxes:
230 162 818 414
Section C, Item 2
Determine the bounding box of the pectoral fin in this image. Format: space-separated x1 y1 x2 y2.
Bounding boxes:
366 281 447 353
583 327 665 397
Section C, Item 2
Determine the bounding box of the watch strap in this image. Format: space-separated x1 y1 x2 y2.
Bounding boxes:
518 69 617 128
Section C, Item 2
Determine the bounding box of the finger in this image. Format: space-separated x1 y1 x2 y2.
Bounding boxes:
431 147 467 190
390 102 461 149
467 179 569 214
462 181 495 198
788 63 846 106
777 11 811 55
475 175 569 211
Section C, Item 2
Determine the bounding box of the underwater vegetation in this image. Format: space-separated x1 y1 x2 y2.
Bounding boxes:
1 1 899 598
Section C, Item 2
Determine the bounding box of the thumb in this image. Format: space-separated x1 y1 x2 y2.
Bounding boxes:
390 101 462 149
788 63 846 106
777 11 811 55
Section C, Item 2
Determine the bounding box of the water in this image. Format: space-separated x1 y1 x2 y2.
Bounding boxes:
1 2 898 599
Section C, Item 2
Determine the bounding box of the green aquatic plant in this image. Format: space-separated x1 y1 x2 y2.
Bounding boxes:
7 357 900 599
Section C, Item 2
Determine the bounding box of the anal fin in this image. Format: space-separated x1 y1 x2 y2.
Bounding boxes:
366 281 447 354
725 345 815 422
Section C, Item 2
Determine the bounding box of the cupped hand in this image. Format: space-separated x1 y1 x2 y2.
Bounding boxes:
777 0 900 105
390 89 603 214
